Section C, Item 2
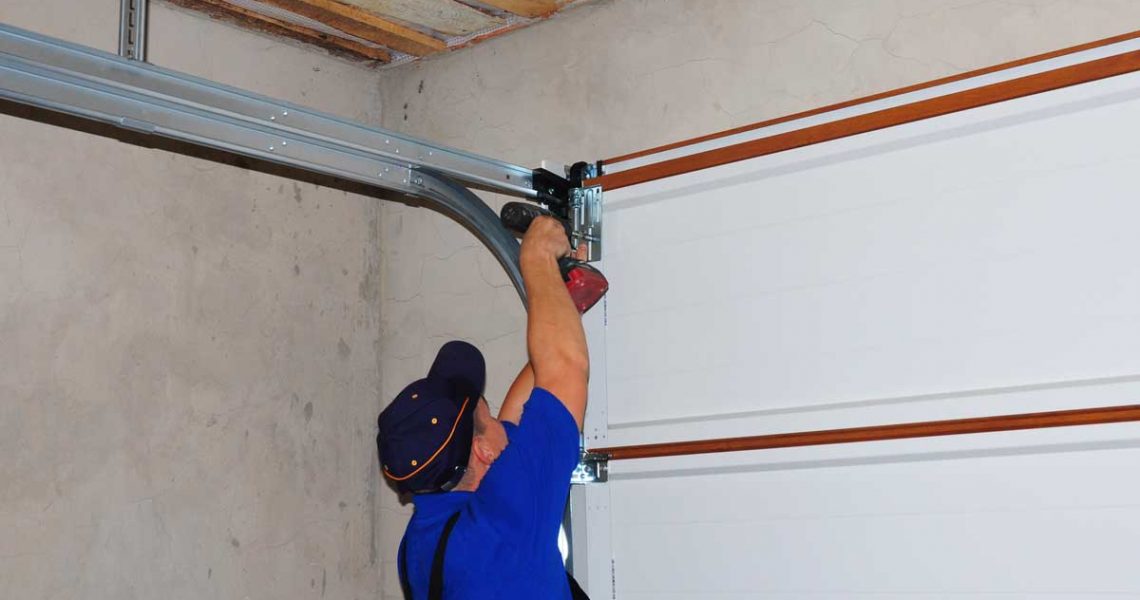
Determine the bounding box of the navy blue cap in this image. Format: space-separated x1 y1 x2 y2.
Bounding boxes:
377 341 486 494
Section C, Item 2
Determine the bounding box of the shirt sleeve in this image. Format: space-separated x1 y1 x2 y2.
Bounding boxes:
470 387 580 539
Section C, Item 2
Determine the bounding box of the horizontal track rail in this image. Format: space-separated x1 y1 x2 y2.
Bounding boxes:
590 404 1140 461
0 22 536 197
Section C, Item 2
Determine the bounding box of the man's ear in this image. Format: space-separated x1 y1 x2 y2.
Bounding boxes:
471 436 496 464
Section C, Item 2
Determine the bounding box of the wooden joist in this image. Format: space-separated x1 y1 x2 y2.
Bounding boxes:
479 0 562 19
168 0 580 64
340 0 504 37
167 0 391 62
257 0 447 56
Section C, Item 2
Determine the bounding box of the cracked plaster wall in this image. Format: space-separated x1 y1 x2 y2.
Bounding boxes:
1 1 385 598
373 1 1140 598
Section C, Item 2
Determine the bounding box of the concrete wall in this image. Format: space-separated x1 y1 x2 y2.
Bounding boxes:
1 2 385 598
374 0 1140 598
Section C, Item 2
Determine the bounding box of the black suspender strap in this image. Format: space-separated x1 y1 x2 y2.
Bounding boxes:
567 571 591 600
398 511 461 600
429 512 462 600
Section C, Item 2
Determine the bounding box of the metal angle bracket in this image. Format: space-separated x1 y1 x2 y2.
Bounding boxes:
570 451 609 485
119 0 148 61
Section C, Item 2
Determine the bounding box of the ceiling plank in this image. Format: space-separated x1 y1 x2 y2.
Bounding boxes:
478 0 561 19
166 0 391 62
341 0 503 37
257 0 447 56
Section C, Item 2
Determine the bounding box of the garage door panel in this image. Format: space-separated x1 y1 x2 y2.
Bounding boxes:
610 447 1140 596
589 62 1140 598
603 78 1140 426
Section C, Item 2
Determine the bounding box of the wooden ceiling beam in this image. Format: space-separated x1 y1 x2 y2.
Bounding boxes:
257 0 447 56
167 0 391 62
341 0 504 37
479 0 561 19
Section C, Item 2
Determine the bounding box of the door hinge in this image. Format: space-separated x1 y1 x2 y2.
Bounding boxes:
570 451 609 485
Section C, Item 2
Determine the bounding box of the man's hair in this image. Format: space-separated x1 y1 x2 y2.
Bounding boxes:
473 397 489 436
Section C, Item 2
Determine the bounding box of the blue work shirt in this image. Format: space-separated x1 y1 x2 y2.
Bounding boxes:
400 388 580 599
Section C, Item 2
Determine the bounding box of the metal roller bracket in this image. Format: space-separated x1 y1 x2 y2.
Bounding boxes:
569 184 603 262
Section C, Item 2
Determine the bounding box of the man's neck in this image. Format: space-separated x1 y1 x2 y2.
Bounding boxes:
451 462 488 492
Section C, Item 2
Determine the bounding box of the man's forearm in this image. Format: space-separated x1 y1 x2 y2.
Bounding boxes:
522 253 589 427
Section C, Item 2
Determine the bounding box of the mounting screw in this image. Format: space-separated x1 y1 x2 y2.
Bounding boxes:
270 115 276 121
281 141 288 147
413 176 423 185
282 111 289 116
268 146 275 151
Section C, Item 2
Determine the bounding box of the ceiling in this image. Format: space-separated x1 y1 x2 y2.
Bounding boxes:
163 0 582 65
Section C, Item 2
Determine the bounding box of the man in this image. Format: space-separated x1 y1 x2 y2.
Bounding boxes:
377 216 590 599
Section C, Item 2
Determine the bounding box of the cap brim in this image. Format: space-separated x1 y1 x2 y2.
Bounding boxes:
427 340 486 399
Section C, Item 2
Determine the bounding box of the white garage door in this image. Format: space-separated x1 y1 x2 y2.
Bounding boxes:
572 38 1140 600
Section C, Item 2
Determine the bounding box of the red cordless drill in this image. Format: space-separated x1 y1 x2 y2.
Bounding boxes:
500 202 609 314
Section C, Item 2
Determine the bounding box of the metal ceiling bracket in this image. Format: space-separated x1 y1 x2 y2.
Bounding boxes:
119 0 148 61
570 451 609 485
0 22 536 301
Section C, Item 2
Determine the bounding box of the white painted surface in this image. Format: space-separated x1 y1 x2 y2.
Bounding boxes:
598 65 1140 598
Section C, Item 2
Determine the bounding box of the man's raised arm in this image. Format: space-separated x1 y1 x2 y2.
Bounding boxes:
519 217 589 430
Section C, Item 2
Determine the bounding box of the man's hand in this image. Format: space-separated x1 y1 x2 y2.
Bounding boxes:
520 216 571 265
